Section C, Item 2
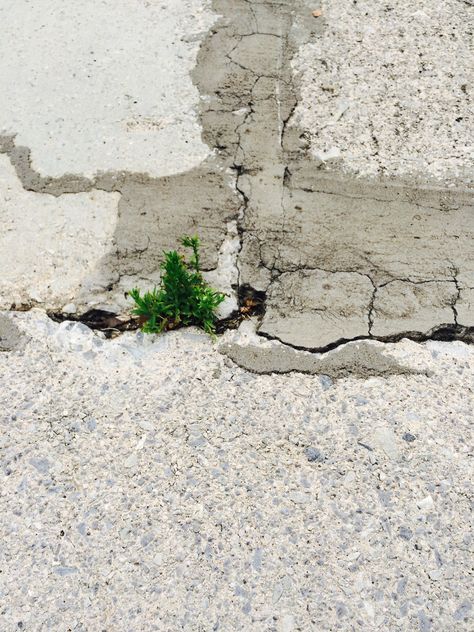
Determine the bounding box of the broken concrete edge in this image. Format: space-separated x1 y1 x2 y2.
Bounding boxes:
4 309 474 383
0 309 426 380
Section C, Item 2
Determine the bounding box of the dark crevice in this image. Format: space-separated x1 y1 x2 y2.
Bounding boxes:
258 323 474 355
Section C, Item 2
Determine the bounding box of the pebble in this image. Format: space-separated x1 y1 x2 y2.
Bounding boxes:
281 613 295 632
53 566 78 576
124 453 138 468
398 526 413 541
319 375 333 390
29 457 51 474
373 427 399 459
305 447 324 462
453 601 472 621
417 495 434 511
403 432 416 442
62 303 77 314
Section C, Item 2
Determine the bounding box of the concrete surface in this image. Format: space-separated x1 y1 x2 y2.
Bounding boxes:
1 311 473 630
0 154 119 308
0 0 215 178
292 0 474 183
1 4 473 630
0 0 473 352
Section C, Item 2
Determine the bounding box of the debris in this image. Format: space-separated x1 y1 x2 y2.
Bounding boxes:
312 9 323 17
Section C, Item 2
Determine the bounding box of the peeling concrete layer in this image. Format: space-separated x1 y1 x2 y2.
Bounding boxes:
0 0 473 355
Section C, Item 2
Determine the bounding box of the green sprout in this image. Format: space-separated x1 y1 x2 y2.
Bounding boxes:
129 236 225 335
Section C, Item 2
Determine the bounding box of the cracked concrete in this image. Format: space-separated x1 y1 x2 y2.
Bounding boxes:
0 0 473 356
1 3 474 629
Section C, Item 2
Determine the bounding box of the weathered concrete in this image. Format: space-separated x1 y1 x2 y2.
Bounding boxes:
261 270 374 349
292 0 474 183
0 0 473 355
0 154 119 308
1 311 473 630
0 0 215 178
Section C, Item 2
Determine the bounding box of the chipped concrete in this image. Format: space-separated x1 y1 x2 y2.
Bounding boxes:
0 0 473 353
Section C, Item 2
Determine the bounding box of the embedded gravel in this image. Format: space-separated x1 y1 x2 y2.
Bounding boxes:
292 0 473 184
0 312 473 631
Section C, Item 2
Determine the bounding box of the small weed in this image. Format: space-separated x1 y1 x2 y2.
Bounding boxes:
129 236 225 335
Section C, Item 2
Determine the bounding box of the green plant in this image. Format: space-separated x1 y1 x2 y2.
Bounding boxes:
129 236 225 335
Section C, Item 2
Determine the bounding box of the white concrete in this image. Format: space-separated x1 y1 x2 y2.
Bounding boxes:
0 0 215 178
293 0 474 183
0 155 119 307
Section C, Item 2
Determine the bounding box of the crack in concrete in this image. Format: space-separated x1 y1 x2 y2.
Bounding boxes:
1 0 473 362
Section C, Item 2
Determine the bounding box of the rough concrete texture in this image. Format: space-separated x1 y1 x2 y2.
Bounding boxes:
0 154 119 308
219 320 428 378
0 0 473 350
292 0 474 183
0 0 215 178
1 311 473 630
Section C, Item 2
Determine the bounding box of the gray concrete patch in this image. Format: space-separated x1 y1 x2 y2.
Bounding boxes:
260 270 374 348
219 321 427 378
0 313 24 351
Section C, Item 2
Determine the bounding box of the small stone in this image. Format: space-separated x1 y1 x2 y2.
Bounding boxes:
319 374 333 390
188 433 207 448
63 303 77 314
398 526 413 541
29 457 51 474
289 491 309 504
124 453 138 468
403 432 416 442
305 447 324 463
453 601 471 621
281 613 295 632
373 427 399 459
418 610 432 632
53 566 78 576
417 495 434 511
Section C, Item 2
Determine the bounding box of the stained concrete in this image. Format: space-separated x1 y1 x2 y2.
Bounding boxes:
0 0 473 355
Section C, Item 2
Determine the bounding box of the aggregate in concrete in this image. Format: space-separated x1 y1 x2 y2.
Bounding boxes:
292 0 474 184
0 312 473 630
